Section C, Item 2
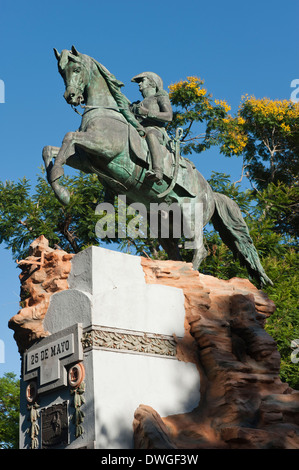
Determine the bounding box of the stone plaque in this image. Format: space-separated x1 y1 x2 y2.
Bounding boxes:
41 402 68 448
26 333 74 385
23 323 83 394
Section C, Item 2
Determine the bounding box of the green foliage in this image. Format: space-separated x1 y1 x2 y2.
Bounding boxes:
168 80 299 240
0 373 20 449
0 171 117 260
167 77 233 155
197 172 299 389
251 182 299 240
238 97 299 189
262 248 299 389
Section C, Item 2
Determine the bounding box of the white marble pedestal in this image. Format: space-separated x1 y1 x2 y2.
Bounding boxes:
20 247 200 449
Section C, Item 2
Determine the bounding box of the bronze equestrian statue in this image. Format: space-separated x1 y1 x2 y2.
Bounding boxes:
42 46 272 287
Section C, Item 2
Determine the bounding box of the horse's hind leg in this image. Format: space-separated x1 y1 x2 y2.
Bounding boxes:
181 199 208 270
158 236 182 262
192 242 208 270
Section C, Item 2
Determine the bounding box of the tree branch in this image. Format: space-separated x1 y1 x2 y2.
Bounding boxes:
58 215 80 253
18 220 33 232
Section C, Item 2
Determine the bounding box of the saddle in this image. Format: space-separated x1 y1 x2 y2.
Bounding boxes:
128 125 198 197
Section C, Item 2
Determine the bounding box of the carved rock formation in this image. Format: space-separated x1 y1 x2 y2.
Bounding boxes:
134 258 299 449
9 240 299 448
8 236 74 353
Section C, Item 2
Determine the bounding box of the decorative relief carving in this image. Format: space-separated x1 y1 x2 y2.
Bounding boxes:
82 328 177 358
27 402 40 449
41 402 68 449
71 382 85 438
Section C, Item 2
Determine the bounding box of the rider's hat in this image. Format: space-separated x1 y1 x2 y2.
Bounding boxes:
131 72 163 92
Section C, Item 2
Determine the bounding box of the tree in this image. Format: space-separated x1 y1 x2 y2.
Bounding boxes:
238 96 299 189
167 76 238 155
222 97 299 239
0 372 20 449
196 173 299 389
167 77 298 388
168 80 299 185
168 80 299 239
0 172 115 261
0 171 166 262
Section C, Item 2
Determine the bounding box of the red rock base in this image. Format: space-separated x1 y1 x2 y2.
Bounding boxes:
9 241 299 448
8 236 74 353
133 258 299 449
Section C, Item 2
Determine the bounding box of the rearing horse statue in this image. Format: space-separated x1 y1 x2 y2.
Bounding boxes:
42 46 272 286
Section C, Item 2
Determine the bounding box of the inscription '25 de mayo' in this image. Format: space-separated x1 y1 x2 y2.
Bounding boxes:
27 334 74 372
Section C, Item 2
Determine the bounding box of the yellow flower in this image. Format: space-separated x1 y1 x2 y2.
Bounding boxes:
215 99 231 112
169 77 207 99
281 122 291 132
195 87 207 97
242 95 299 121
168 80 184 93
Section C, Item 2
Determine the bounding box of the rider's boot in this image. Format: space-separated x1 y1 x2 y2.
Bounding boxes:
145 168 163 184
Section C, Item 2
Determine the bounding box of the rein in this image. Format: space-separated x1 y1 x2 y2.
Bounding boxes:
71 103 146 135
71 103 121 117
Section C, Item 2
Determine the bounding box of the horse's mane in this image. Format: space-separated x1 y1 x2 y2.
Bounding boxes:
89 57 143 131
59 49 143 132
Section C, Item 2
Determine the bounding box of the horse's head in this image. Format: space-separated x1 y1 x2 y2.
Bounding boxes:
54 45 91 106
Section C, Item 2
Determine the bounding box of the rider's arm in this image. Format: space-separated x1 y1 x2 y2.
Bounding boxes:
147 95 173 123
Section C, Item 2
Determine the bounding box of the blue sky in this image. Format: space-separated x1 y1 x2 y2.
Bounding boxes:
0 0 298 376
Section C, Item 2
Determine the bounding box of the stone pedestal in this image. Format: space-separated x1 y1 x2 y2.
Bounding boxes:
15 237 298 449
19 247 200 449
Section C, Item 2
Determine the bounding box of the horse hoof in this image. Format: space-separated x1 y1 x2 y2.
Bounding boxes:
42 146 53 167
52 182 70 206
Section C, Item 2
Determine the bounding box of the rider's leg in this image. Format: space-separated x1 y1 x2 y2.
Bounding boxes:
145 129 163 182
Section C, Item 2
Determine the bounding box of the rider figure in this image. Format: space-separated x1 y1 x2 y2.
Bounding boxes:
130 72 173 183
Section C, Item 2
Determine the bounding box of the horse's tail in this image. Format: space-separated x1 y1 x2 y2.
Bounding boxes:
211 192 273 287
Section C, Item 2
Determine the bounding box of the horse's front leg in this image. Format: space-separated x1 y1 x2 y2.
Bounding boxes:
49 129 108 183
42 133 78 206
42 145 60 183
48 132 77 183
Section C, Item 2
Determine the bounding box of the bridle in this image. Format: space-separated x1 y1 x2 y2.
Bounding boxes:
65 58 123 117
66 57 93 115
66 54 146 136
